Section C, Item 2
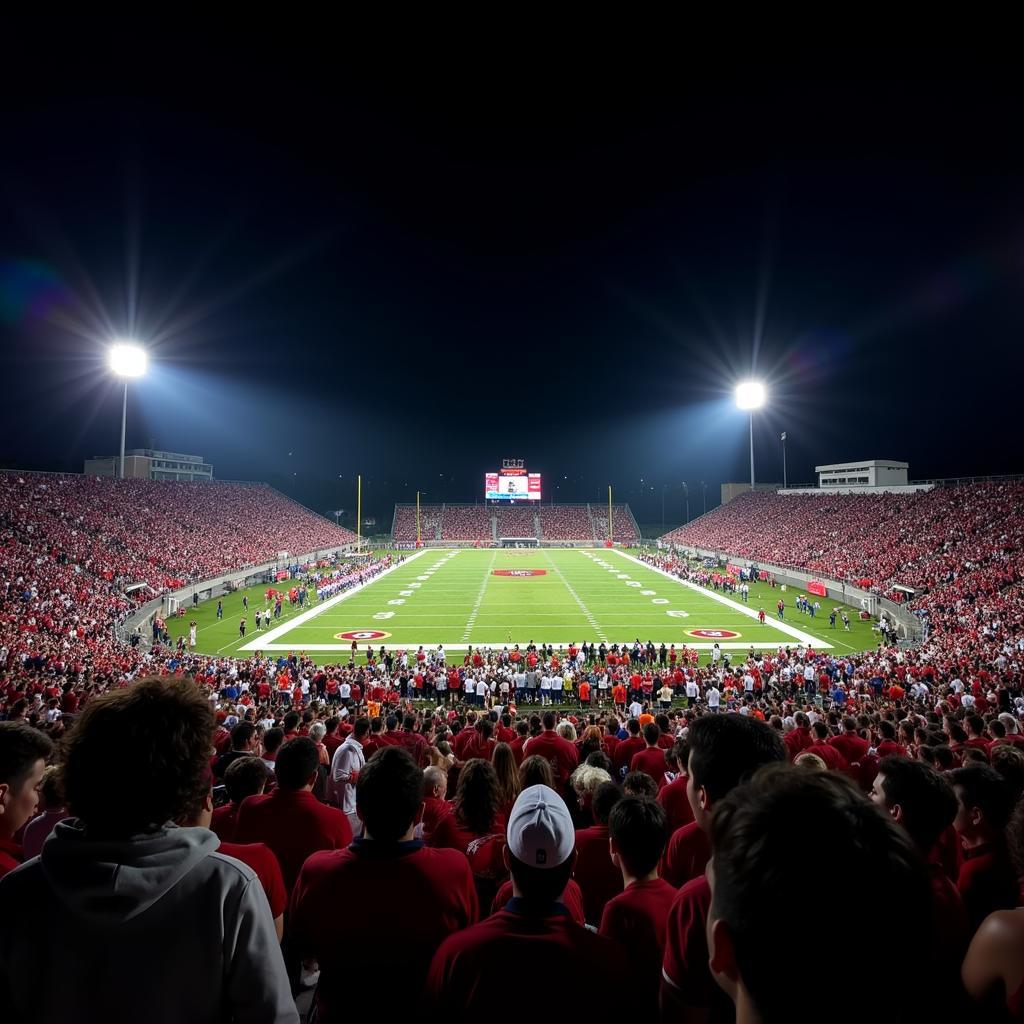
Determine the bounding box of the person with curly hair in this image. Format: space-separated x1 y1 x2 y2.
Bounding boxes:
0 677 297 1023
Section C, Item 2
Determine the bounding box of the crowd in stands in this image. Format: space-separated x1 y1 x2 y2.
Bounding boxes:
493 505 535 538
602 503 640 544
440 506 492 543
663 483 1024 597
537 504 594 541
4 477 1024 1019
8 657 1024 1021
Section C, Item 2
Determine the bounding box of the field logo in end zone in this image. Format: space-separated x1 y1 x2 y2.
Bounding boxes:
335 630 392 641
686 629 741 639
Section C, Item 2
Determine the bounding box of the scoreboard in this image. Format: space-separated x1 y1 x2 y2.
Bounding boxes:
484 467 542 502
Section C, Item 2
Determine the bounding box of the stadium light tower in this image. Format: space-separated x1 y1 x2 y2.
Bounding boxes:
108 342 148 479
735 380 766 489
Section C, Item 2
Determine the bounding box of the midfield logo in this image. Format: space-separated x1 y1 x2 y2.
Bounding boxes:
491 569 547 577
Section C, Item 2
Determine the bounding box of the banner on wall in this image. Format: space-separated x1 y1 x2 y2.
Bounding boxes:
807 580 827 597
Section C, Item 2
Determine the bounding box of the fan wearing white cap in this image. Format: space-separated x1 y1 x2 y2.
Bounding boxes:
426 785 623 1021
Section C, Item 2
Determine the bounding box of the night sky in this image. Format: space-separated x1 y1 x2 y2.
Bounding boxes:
2 35 1021 527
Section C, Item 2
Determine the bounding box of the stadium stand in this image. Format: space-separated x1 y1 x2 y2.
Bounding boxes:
661 484 1024 596
440 505 492 542
391 504 441 543
537 504 593 541
590 503 640 544
493 505 536 538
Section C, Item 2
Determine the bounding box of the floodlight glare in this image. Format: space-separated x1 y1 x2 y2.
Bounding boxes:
108 342 148 378
735 380 766 410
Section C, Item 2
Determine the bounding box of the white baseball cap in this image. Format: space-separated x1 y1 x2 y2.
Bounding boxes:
506 785 575 869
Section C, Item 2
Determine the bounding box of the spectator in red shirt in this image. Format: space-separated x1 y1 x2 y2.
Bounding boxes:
951 764 1018 930
828 716 870 765
631 723 670 786
783 712 813 761
661 715 785 1023
523 711 579 791
573 780 624 926
600 797 676 1017
426 784 622 1021
870 757 970 1003
963 800 1024 1017
419 765 451 841
235 737 353 892
658 738 695 834
290 747 478 1023
706 765 932 1024
802 721 849 772
0 722 52 878
428 758 507 906
612 718 645 781
211 755 271 843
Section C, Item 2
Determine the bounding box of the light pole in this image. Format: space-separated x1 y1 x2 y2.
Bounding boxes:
108 343 148 479
781 431 787 489
735 381 767 489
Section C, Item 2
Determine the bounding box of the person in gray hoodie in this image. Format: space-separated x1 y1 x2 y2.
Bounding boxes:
0 676 298 1024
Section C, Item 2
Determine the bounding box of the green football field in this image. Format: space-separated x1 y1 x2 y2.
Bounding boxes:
169 548 877 664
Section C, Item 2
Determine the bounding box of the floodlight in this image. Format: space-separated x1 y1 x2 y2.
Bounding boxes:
735 380 766 410
108 342 148 378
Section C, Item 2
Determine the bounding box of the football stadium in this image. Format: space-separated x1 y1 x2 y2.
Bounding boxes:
1 44 1022 1024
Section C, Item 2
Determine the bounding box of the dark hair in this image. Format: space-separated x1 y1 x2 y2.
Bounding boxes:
668 738 690 771
454 759 501 835
626 719 641 736
711 765 930 1024
877 757 957 852
609 796 668 876
542 711 556 730
262 727 285 755
585 751 612 773
519 754 555 791
951 764 1015 830
275 737 319 790
592 781 622 825
0 721 52 789
507 849 575 906
224 755 271 805
354 717 371 739
933 745 956 771
62 677 212 837
283 711 300 732
623 771 658 799
230 722 255 750
357 746 423 841
990 745 1024 803
643 723 661 746
688 715 786 805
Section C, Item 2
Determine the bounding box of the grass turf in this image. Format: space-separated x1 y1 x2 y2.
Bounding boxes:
167 548 878 665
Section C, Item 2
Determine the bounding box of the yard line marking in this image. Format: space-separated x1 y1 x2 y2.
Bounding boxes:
462 550 498 642
542 550 608 643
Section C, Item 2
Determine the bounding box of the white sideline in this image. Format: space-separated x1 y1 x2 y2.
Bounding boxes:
239 548 430 651
607 549 833 650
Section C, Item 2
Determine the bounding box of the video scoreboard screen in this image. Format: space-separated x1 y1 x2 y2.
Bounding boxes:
485 468 542 502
